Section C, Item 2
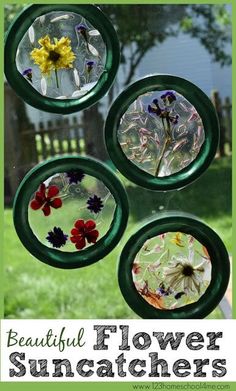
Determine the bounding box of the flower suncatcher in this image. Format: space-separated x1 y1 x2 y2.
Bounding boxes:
28 172 113 252
13 156 129 269
132 232 212 310
17 11 106 98
118 214 230 319
4 4 120 113
105 75 219 191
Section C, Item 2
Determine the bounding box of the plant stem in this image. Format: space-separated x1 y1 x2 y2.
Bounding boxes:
55 69 59 88
155 116 172 177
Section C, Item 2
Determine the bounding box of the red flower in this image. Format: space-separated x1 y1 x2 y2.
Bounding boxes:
30 183 62 216
70 219 99 250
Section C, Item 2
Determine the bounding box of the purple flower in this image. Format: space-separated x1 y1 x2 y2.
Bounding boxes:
22 68 32 82
46 227 68 248
147 103 162 117
66 170 85 184
170 114 179 125
156 287 170 297
87 194 104 214
75 24 87 33
161 91 176 104
86 60 95 73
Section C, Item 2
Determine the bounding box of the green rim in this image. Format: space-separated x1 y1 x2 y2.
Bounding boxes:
105 75 219 191
4 4 120 114
118 212 230 319
13 155 129 269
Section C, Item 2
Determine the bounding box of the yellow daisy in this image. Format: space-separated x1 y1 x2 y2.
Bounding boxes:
30 35 76 86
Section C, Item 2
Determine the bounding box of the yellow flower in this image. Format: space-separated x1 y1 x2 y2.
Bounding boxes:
171 232 184 247
30 35 76 76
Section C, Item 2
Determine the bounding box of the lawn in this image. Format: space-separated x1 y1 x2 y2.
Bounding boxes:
4 157 232 319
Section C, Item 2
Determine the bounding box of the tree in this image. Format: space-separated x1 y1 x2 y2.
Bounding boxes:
101 4 231 87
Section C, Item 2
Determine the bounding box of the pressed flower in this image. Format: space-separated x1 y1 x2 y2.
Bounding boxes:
75 24 89 45
202 246 210 259
169 114 179 125
148 99 162 116
156 283 171 297
22 68 33 82
139 281 165 310
46 227 68 248
70 219 99 250
86 60 95 73
66 170 85 184
132 262 141 274
75 24 99 57
76 24 87 34
161 91 176 105
163 259 205 294
171 232 184 247
87 194 104 214
30 35 76 85
30 183 62 216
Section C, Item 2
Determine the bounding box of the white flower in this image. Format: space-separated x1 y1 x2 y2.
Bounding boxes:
163 258 206 295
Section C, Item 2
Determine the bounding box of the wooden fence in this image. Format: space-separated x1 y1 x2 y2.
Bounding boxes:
21 117 84 163
4 88 232 205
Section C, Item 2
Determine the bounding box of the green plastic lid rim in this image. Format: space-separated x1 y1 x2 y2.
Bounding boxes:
118 213 230 319
4 4 120 114
13 155 129 269
104 74 220 191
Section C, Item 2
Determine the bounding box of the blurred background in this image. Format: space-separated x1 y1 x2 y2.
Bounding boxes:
4 4 232 319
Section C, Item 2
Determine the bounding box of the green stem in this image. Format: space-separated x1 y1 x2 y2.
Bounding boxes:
155 116 172 177
55 69 59 88
155 138 169 176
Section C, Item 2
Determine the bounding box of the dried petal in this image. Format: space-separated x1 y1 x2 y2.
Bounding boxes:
172 138 188 152
39 15 45 25
41 77 47 96
71 90 86 98
50 14 73 23
88 29 100 36
73 69 80 88
28 26 35 44
87 43 99 57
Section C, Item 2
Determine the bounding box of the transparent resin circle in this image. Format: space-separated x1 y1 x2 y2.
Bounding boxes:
118 214 229 318
16 11 106 99
105 75 219 191
28 171 116 252
118 90 205 177
13 156 129 268
132 232 212 310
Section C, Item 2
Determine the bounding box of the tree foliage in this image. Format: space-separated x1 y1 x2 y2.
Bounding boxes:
101 4 231 85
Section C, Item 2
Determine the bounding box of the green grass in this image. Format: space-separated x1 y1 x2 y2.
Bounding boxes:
4 157 231 319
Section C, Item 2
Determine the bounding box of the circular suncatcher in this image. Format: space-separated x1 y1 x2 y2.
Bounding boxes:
118 213 230 318
13 156 129 269
4 4 120 113
105 75 219 190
